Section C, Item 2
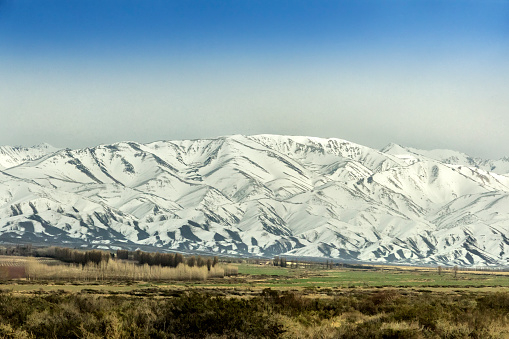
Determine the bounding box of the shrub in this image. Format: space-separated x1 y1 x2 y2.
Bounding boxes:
155 292 285 338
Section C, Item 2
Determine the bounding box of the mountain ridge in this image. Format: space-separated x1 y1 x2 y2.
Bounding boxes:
0 134 507 266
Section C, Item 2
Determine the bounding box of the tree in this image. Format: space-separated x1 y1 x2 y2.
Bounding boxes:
134 250 141 262
116 249 129 260
176 253 184 266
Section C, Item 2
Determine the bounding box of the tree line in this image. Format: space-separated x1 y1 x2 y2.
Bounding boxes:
128 250 219 271
35 247 110 266
30 246 220 271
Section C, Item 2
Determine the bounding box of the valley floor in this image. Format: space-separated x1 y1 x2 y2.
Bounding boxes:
2 263 509 338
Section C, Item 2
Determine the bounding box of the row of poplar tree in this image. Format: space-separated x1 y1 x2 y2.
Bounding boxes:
37 247 219 271
117 249 219 270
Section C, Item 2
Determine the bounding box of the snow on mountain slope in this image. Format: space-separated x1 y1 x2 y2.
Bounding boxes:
0 143 59 170
382 143 509 175
369 161 495 211
0 134 508 266
250 134 406 172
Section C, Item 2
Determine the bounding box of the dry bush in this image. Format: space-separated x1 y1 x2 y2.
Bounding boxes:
486 320 509 338
222 265 238 276
277 313 343 339
0 323 34 339
3 288 509 338
380 321 422 332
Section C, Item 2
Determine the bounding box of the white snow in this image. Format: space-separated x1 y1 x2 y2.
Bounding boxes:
0 135 507 266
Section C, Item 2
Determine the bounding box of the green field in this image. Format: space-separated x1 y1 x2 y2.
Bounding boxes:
230 264 509 290
3 262 509 294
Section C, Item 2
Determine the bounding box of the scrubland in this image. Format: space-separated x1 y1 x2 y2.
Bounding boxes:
1 287 509 338
1 250 509 338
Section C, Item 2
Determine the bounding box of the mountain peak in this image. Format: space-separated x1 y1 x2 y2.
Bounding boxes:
32 142 59 151
380 142 406 153
0 142 60 170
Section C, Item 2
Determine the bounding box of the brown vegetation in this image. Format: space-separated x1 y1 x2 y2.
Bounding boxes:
0 288 508 338
0 246 235 282
25 259 237 282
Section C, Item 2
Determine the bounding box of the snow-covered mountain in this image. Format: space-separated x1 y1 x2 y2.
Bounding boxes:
0 143 60 170
0 135 508 266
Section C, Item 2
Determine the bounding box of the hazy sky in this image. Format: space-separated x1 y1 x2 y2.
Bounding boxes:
0 0 508 158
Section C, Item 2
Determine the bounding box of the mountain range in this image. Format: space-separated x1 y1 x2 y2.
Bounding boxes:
1 135 508 266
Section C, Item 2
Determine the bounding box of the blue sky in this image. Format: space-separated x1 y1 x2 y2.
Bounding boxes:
0 0 508 158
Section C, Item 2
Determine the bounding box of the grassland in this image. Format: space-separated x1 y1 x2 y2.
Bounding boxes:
2 256 509 338
209 263 509 291
3 260 509 295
